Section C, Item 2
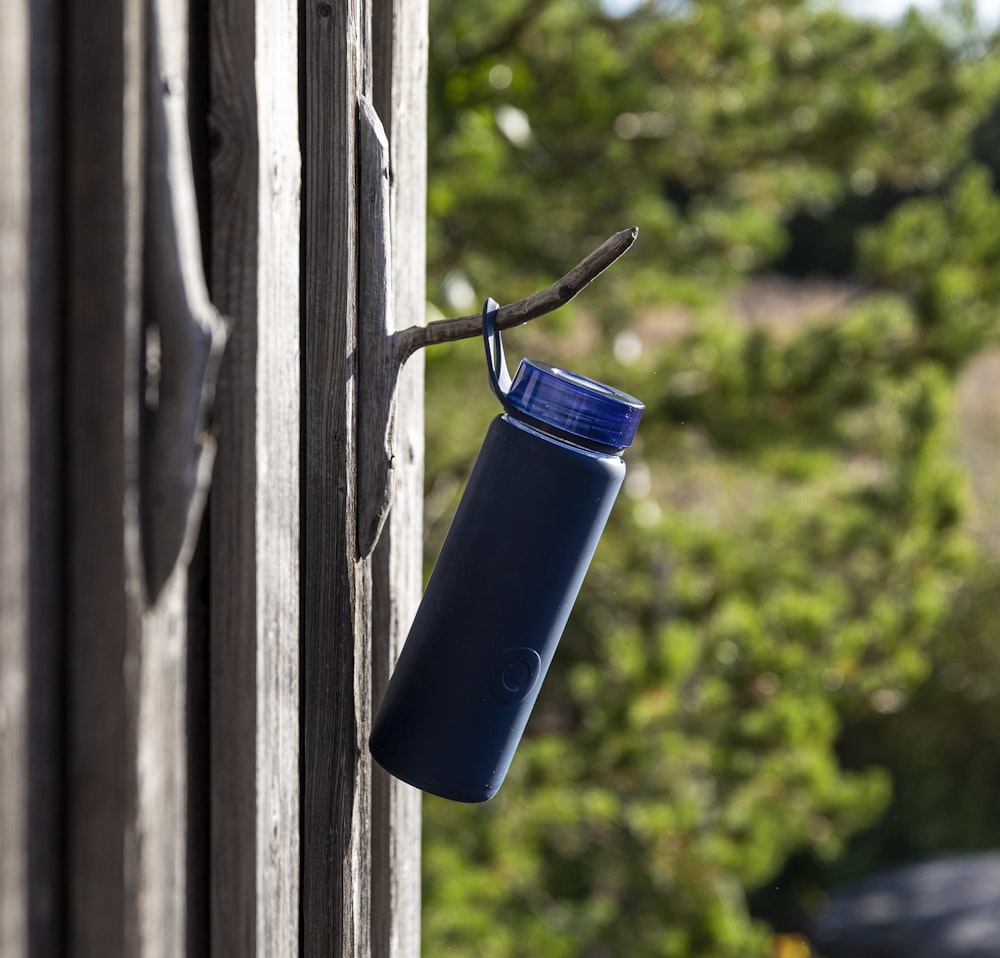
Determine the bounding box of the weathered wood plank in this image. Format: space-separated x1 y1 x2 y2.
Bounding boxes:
3 1 68 953
207 0 259 945
138 580 189 958
253 0 301 948
370 0 428 952
26 0 65 950
370 373 424 958
302 0 371 952
6 0 429 953
64 0 146 952
136 0 229 947
0 1 31 952
208 0 301 947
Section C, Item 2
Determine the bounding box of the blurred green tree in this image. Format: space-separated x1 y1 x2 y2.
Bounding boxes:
419 0 1000 954
427 0 996 313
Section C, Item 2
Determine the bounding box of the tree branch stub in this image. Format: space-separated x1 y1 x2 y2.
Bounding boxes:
393 226 637 365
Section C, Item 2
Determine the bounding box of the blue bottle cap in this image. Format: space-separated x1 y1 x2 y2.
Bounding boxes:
483 297 644 451
506 359 643 450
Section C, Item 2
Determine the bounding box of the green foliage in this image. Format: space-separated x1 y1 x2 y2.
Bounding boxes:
420 0 1000 954
423 309 972 955
836 564 1000 865
859 165 1000 365
427 0 996 315
751 559 1000 928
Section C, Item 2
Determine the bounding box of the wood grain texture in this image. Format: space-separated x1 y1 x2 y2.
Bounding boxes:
370 0 427 951
0 0 31 950
208 0 301 948
253 0 301 948
138 577 189 958
302 0 371 953
25 0 65 949
0 0 439 949
207 0 259 946
65 0 146 951
135 0 231 948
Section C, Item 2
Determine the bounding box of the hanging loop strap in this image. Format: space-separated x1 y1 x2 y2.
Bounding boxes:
482 297 513 407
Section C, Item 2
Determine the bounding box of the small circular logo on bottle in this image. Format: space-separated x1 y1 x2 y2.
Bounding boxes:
491 647 542 705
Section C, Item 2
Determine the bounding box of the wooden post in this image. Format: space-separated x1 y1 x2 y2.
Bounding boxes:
64 0 146 952
371 0 428 951
1 0 427 951
22 0 64 946
301 0 372 951
0 2 32 953
302 0 428 948
207 0 301 950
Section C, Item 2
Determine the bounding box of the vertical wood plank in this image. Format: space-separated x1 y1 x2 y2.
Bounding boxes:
0 0 31 952
370 0 428 953
137 0 208 948
302 0 371 952
64 0 146 953
138 582 189 958
253 0 301 948
207 0 259 946
3 0 67 952
182 0 213 950
26 0 66 949
209 0 301 948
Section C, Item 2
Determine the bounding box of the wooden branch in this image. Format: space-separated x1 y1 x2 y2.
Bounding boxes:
393 226 637 365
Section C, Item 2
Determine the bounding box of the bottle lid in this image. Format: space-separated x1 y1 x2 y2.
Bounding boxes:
506 359 643 450
482 297 644 451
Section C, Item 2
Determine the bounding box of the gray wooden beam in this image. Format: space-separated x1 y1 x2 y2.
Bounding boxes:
301 0 372 952
210 0 301 956
370 0 427 952
208 0 301 947
0 0 32 951
25 0 65 950
64 0 146 952
206 0 261 948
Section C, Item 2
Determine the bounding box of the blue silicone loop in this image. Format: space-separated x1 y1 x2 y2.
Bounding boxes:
481 298 644 451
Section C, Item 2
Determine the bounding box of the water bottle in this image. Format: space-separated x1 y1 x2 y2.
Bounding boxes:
370 298 643 802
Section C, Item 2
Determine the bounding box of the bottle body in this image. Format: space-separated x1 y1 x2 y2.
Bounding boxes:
370 414 626 802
